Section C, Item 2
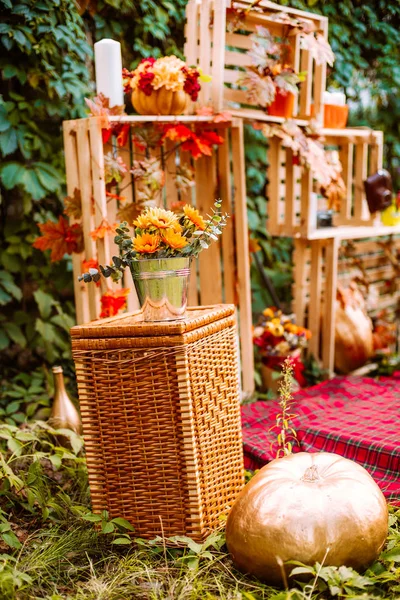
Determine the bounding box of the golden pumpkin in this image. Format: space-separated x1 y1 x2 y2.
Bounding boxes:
226 452 388 585
132 88 189 116
335 284 374 373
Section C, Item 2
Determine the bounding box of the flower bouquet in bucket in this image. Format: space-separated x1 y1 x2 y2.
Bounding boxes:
79 201 228 321
253 307 311 392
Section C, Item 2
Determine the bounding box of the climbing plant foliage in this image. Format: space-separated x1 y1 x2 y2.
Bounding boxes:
0 0 399 397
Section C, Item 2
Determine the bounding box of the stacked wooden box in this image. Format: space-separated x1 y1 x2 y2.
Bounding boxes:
184 0 399 373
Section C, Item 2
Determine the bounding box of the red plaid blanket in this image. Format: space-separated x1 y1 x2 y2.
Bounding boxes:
241 374 400 504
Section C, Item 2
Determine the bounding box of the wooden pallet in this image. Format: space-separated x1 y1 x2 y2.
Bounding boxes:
185 0 328 121
266 128 384 239
63 115 254 393
294 234 400 374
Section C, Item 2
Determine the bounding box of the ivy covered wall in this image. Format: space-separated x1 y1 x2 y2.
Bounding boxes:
0 0 399 404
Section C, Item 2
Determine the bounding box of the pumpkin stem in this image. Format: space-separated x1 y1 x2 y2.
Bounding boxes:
301 465 320 482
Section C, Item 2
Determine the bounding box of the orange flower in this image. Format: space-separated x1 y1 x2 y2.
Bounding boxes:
133 232 160 254
162 229 188 250
100 288 130 318
183 205 206 230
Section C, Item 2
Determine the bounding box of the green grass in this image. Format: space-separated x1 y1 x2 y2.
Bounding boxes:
0 422 399 600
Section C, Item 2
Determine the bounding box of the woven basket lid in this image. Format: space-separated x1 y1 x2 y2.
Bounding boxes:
70 304 235 339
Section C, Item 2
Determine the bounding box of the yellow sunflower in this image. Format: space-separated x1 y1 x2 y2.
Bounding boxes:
162 229 188 250
133 213 152 230
183 205 206 231
133 232 160 254
148 207 179 230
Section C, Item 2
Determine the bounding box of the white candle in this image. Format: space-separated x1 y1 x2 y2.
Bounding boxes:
94 39 124 108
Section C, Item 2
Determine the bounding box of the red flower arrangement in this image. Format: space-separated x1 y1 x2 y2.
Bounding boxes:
123 56 204 102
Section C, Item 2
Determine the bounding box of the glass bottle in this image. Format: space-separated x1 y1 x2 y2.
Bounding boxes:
50 366 82 434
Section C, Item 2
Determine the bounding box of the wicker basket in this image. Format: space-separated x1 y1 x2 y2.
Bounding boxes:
71 305 244 541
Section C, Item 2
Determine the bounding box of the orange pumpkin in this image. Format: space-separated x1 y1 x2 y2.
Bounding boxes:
226 452 388 585
132 88 189 116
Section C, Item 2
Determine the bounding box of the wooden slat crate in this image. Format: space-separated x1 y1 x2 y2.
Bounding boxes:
63 115 254 393
267 128 384 239
185 0 328 121
293 235 400 373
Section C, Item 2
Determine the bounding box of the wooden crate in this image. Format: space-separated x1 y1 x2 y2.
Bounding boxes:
63 115 254 393
293 234 400 373
71 305 244 541
185 0 328 121
267 128 384 239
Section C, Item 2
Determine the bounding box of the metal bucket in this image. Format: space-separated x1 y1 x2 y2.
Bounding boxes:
130 257 191 322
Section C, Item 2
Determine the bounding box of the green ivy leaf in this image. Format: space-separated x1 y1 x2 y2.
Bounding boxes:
0 162 25 189
33 289 55 320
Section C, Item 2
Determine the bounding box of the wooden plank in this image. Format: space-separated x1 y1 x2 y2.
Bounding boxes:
369 133 383 174
164 139 179 208
308 240 322 358
225 50 252 68
338 142 353 222
322 237 339 374
292 239 307 327
224 87 254 106
184 0 199 66
63 121 89 325
223 68 244 84
289 34 300 117
199 0 212 105
284 148 295 231
354 142 368 221
225 32 252 50
195 154 223 305
235 0 326 24
300 167 313 237
76 119 99 321
267 136 280 234
89 118 111 272
231 120 254 394
298 50 313 118
211 0 227 111
312 17 328 123
217 128 236 305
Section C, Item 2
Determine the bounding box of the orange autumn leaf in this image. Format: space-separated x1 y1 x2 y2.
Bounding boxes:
33 216 83 262
100 288 130 318
249 237 261 253
90 220 116 241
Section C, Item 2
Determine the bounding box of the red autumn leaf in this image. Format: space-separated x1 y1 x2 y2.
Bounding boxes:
100 288 130 318
163 124 193 142
82 258 99 271
102 128 113 144
196 129 224 146
117 124 130 147
33 217 83 262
